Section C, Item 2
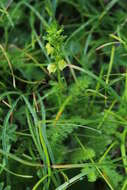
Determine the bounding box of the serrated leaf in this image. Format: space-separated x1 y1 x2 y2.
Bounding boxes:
71 148 95 163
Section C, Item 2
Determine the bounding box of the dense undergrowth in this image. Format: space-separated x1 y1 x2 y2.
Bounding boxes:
0 0 127 189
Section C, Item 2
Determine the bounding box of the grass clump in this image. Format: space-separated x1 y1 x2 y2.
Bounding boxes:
1 0 127 190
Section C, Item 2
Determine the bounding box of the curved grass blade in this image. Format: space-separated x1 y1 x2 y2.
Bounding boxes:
0 148 41 167
0 164 33 178
0 44 16 88
99 0 119 20
55 172 85 190
32 175 49 190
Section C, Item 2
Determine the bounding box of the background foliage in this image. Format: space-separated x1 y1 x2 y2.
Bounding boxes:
0 0 127 189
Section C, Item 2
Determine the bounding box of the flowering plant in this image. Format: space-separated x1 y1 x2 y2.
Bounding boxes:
45 22 67 74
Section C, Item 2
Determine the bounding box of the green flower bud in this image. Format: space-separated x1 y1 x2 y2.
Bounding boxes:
46 43 54 55
47 63 57 74
58 59 67 71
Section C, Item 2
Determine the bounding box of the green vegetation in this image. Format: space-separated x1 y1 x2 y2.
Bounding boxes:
0 0 127 189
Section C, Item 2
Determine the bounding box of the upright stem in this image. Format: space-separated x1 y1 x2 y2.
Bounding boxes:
57 68 63 106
